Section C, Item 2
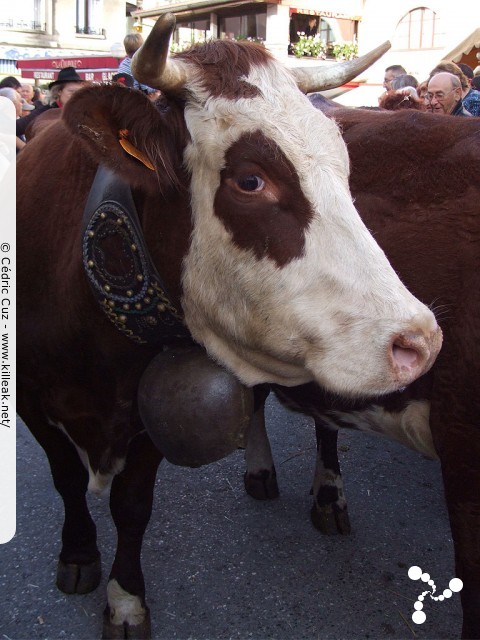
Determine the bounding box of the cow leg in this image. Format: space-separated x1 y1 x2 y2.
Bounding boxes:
17 392 101 594
244 385 279 500
103 432 162 640
311 422 351 535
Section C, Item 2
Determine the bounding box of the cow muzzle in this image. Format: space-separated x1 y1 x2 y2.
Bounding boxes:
390 324 443 386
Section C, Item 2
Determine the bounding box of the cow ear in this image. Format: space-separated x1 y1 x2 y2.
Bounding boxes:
62 84 185 194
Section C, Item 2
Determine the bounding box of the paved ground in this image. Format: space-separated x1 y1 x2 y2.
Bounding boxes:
2 396 462 640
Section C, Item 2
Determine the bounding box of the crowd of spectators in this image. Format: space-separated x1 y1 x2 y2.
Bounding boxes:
1 39 479 157
379 60 480 116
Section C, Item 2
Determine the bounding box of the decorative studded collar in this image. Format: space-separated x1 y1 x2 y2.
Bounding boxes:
82 165 191 346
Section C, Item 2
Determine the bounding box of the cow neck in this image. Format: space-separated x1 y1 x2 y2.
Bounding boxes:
82 164 192 346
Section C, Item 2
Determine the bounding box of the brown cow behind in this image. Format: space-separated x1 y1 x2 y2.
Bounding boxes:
245 106 480 639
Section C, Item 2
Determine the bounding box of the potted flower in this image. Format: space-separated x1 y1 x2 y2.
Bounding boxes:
292 33 327 59
332 41 358 61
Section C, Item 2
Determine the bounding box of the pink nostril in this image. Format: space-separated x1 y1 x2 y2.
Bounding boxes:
392 343 419 369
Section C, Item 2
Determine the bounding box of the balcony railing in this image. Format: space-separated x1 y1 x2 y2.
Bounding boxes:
75 26 106 37
0 18 45 32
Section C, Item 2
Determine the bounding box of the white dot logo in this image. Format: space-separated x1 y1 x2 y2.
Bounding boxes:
408 566 463 625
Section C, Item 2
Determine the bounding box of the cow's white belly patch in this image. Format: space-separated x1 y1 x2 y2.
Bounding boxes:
322 400 437 459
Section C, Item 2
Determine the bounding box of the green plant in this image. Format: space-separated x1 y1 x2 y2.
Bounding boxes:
332 41 358 61
292 33 327 59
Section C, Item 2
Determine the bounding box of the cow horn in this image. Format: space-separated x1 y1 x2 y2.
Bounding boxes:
131 13 189 92
291 40 391 94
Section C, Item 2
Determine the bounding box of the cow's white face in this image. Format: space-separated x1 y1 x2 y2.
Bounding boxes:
178 52 441 396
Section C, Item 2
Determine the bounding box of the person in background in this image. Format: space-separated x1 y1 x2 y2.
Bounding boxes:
383 65 407 91
391 74 419 92
0 87 22 116
0 87 27 152
19 83 34 104
429 61 479 116
16 67 87 141
457 62 480 116
0 76 21 91
417 80 428 99
48 67 86 107
33 87 47 108
20 99 35 116
472 76 480 91
304 17 318 37
118 33 158 97
416 80 434 112
426 72 472 116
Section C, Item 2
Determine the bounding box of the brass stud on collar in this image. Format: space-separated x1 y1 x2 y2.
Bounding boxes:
147 288 154 295
126 290 133 297
118 315 127 324
123 303 130 310
157 303 166 312
135 303 142 310
108 300 115 308
131 244 137 252
136 274 144 282
87 260 94 268
144 297 151 304
104 284 111 292
100 212 106 219
88 230 95 238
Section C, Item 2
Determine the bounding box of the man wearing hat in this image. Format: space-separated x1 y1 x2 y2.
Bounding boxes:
16 66 87 141
48 66 86 108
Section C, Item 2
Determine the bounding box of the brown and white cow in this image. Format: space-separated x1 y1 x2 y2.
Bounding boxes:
245 104 480 639
17 14 442 639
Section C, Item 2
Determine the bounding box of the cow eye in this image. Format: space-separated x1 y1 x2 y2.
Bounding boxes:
236 175 265 192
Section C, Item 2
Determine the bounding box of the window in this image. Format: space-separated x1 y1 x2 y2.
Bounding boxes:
175 19 211 45
2 0 45 30
76 0 104 36
394 7 445 50
318 19 335 47
219 13 266 41
289 14 335 48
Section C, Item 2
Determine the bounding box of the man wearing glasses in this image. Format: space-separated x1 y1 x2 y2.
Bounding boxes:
426 72 473 116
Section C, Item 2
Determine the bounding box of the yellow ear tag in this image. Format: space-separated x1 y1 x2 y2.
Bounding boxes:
118 129 155 171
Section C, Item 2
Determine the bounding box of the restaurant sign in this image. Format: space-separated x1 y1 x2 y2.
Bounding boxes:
20 69 118 82
289 8 360 20
16 55 122 83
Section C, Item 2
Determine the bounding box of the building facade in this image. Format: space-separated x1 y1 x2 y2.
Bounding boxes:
1 0 479 93
132 0 363 63
0 0 128 81
358 0 480 82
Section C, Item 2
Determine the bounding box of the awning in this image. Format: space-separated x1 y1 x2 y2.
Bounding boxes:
16 55 123 83
445 28 480 63
133 0 274 20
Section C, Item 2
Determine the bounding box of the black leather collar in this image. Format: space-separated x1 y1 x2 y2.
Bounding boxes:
82 165 191 346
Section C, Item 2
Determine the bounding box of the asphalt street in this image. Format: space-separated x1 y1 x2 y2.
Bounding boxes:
1 396 462 640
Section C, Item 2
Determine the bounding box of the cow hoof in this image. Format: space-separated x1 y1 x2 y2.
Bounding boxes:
102 606 151 639
56 556 102 594
310 503 351 535
244 468 279 500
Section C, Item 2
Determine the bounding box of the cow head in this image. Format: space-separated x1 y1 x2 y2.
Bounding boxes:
64 14 441 397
